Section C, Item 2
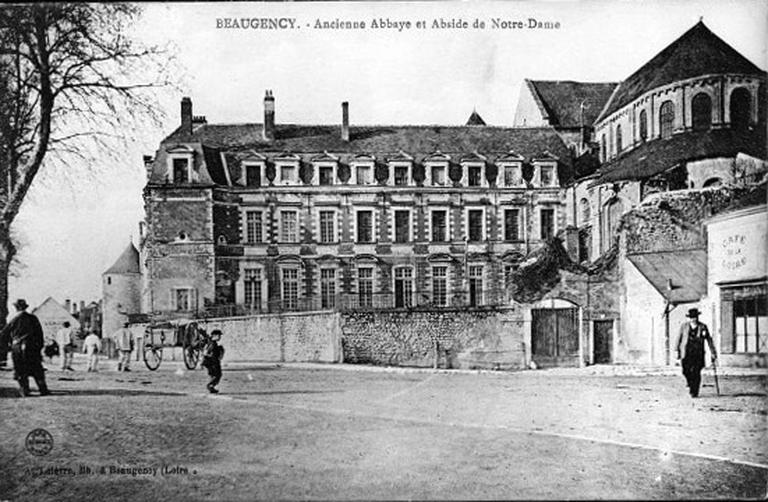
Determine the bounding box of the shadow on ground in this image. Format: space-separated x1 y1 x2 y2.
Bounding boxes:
0 386 183 398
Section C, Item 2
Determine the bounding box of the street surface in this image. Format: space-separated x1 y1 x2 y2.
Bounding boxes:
0 355 766 500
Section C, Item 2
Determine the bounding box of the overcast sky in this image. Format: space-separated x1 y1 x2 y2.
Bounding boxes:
9 0 767 314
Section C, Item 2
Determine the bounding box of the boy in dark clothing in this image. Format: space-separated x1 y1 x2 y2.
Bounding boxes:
201 329 224 393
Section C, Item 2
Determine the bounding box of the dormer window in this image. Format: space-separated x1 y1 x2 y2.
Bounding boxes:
351 155 375 185
540 165 555 186
467 166 482 186
173 158 189 184
502 164 523 187
311 153 339 186
166 145 195 184
533 153 559 188
424 151 451 187
280 165 296 184
387 152 414 186
319 166 334 185
240 153 267 187
394 166 409 186
273 154 301 186
431 165 447 186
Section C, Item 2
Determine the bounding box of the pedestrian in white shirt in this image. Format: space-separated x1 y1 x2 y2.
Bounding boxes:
113 322 134 372
83 331 102 372
55 321 75 371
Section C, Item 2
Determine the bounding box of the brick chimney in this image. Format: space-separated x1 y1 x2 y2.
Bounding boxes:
180 97 193 135
341 101 349 141
263 90 275 141
64 299 71 313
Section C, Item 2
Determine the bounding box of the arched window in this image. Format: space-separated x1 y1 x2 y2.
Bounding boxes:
601 134 606 162
703 178 722 188
639 109 648 142
615 125 623 154
580 198 591 225
659 100 675 139
691 93 712 131
730 88 751 130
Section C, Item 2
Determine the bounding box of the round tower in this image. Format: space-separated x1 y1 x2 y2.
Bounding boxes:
102 242 142 338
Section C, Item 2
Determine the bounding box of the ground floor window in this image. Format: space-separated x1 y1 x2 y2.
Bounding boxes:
244 268 262 309
733 294 767 353
173 288 195 312
357 267 373 307
432 265 448 307
468 265 484 307
394 267 413 308
320 268 336 309
281 268 299 310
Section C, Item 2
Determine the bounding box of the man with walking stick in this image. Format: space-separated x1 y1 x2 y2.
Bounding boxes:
675 307 717 398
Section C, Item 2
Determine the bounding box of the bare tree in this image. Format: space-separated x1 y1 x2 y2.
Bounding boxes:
0 3 171 328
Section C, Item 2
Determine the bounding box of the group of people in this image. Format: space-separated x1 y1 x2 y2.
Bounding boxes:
0 298 226 397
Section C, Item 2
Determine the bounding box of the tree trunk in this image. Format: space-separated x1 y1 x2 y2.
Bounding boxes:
0 224 16 330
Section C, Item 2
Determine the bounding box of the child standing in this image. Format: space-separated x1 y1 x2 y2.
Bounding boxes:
201 329 224 393
83 331 102 372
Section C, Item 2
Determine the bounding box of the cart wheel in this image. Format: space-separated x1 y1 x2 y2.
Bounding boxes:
183 346 200 370
143 344 163 371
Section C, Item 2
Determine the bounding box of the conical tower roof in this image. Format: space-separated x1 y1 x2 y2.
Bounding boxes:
104 243 140 275
598 21 765 121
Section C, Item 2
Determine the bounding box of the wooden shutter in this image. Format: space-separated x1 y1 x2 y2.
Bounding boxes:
720 290 734 354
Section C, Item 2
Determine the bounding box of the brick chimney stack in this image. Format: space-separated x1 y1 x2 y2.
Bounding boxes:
263 90 275 141
180 97 193 135
64 299 71 313
341 101 349 142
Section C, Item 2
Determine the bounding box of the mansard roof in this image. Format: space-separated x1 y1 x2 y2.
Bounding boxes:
597 21 766 122
591 127 767 185
526 80 618 128
104 243 140 275
154 123 574 185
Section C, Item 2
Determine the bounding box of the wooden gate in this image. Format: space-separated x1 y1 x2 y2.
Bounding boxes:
593 320 613 364
531 307 579 367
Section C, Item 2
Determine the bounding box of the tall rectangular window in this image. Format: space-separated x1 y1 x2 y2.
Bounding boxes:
281 268 299 310
431 166 446 186
319 211 335 243
320 269 336 309
356 210 373 243
394 166 409 186
394 210 410 243
468 166 482 186
356 165 372 185
280 210 298 243
504 208 520 241
467 210 484 242
319 166 334 185
244 268 262 308
734 295 767 353
357 267 373 308
468 265 483 307
394 267 413 308
432 266 448 307
431 210 448 242
540 208 555 241
245 211 263 244
245 165 261 187
173 158 189 184
504 165 520 186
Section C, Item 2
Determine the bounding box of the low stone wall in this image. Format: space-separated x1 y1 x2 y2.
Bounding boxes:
341 308 526 370
199 311 342 363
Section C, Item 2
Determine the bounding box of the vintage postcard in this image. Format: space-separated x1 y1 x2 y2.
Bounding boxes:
0 1 766 500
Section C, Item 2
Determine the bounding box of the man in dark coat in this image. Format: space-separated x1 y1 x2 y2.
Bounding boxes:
0 299 49 397
675 307 717 398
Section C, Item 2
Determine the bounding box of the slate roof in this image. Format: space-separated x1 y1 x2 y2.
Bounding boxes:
104 243 141 275
598 21 765 122
627 249 707 304
526 80 618 128
591 127 767 185
154 124 574 185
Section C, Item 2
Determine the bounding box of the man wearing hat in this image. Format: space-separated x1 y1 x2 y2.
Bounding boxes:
0 299 49 397
675 307 717 398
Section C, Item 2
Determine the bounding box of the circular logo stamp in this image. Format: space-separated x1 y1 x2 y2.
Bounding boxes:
25 428 53 456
